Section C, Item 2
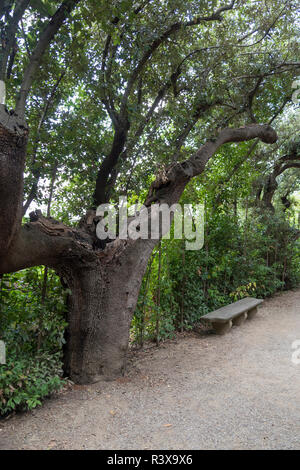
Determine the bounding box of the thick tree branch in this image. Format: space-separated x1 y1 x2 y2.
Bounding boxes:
15 0 80 117
0 211 96 274
0 0 29 80
94 65 182 205
145 123 277 206
93 122 130 206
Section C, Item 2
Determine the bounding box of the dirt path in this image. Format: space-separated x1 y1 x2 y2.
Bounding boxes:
0 289 299 450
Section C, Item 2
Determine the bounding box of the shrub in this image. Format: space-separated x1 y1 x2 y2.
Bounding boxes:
0 351 65 415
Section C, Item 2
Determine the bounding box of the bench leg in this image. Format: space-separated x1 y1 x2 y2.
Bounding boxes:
232 312 247 326
247 306 258 320
212 320 232 335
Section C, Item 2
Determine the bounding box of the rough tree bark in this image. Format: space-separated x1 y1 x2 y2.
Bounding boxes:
62 238 157 383
0 106 28 255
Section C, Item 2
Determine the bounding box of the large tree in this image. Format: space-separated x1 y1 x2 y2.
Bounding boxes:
0 0 299 383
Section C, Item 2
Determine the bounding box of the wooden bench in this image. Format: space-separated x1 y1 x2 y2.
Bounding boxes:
201 297 263 335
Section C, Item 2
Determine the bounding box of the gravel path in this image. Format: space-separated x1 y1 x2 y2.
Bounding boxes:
0 289 300 450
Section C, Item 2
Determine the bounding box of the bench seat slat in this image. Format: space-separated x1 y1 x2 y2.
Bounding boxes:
201 297 263 323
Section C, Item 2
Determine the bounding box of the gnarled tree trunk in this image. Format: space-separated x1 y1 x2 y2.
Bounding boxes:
60 239 157 383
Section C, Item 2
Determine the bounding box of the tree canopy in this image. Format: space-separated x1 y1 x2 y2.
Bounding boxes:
0 0 298 220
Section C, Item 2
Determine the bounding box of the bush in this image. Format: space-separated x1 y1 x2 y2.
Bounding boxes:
0 352 65 415
0 267 68 415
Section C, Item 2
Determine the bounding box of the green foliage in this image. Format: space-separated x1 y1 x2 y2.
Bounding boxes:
0 352 65 415
0 268 68 415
